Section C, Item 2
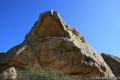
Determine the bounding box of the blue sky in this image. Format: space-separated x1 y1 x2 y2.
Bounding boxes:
0 0 120 57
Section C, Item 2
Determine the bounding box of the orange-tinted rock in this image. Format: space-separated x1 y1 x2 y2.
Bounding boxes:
0 11 115 80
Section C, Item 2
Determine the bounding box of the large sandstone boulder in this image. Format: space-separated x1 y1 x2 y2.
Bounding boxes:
0 11 115 79
101 53 120 77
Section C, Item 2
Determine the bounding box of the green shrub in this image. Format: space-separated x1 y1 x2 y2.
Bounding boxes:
17 67 73 80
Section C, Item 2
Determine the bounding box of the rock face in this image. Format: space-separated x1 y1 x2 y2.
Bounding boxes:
0 11 115 79
101 53 120 77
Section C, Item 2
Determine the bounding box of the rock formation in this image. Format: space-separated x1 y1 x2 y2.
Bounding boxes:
0 11 116 80
101 53 120 77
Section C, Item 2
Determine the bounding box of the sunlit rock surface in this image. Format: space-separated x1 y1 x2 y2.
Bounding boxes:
0 11 115 80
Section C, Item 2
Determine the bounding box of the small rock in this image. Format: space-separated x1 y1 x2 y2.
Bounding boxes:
2 67 17 80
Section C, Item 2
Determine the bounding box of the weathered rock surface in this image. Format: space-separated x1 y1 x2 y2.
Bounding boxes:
101 53 120 77
0 11 115 79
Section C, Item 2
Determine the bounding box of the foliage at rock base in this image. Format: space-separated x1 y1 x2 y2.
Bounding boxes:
16 67 73 80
